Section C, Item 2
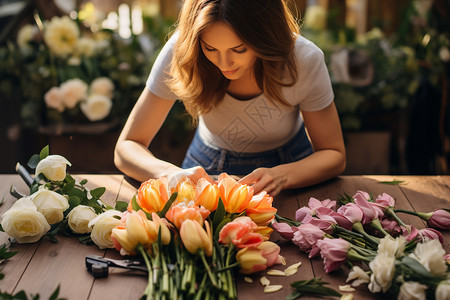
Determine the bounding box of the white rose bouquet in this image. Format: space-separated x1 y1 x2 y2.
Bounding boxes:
1 145 127 245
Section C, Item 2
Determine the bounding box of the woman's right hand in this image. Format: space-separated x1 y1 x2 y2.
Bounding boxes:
166 166 215 187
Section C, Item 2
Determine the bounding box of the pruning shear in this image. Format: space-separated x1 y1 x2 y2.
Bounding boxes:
85 255 147 278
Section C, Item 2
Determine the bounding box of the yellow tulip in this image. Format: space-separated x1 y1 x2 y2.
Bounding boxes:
126 210 158 248
111 227 137 255
151 213 171 245
180 219 213 256
236 247 267 274
173 179 196 205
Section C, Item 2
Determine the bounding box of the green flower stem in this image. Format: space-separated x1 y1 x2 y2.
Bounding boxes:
275 214 301 226
225 244 236 299
370 219 391 236
199 249 218 288
347 248 372 263
160 249 170 295
352 222 380 246
394 208 432 221
385 207 410 233
138 245 154 300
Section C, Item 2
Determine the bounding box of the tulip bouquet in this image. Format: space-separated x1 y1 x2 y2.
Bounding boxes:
273 190 450 299
109 173 284 299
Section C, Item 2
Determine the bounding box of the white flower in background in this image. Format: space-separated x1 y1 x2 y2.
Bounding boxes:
439 47 450 62
88 210 122 249
43 16 79 57
303 5 327 31
67 205 98 234
75 36 97 57
90 77 115 98
1 198 50 243
44 86 65 112
17 24 38 53
346 266 370 287
398 281 427 300
413 0 434 18
35 154 72 181
80 94 113 121
436 280 450 300
60 78 88 109
410 239 447 277
368 252 395 293
30 189 69 224
377 235 406 258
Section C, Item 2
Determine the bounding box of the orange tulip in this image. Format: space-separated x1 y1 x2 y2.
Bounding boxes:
246 191 277 226
195 178 220 211
252 225 273 240
218 216 264 248
165 204 210 229
257 241 285 266
136 178 169 214
180 219 213 256
218 173 253 213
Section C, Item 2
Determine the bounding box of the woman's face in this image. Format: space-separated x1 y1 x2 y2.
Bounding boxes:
200 22 258 80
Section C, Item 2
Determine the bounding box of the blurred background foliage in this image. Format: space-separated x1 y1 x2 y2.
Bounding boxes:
0 0 448 175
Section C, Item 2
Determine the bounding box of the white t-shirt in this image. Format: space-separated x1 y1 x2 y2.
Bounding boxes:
146 33 334 153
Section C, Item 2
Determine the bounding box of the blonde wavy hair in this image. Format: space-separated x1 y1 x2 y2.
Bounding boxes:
168 0 300 119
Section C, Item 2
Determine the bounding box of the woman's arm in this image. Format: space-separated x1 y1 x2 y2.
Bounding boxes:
239 102 346 196
114 88 182 182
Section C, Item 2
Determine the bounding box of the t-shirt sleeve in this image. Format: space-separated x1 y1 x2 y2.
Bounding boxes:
293 38 334 111
145 32 179 101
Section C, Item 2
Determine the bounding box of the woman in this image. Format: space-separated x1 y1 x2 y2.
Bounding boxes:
114 0 346 196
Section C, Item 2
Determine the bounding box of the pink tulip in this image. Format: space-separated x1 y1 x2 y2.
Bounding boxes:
165 204 210 229
353 191 377 224
295 197 336 222
302 214 336 233
444 254 450 264
337 203 363 224
418 228 444 244
271 222 297 240
427 209 450 230
375 193 396 207
292 223 325 258
218 216 264 248
316 207 353 230
380 217 402 236
402 225 419 241
316 238 350 273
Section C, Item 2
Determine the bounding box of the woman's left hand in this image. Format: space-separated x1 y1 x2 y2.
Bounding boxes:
238 168 286 197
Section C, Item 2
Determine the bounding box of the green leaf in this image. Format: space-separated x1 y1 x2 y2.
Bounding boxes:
0 244 18 259
69 196 81 208
212 197 226 231
39 145 49 160
115 201 129 212
90 187 106 199
79 235 93 245
27 154 41 169
62 180 75 194
79 179 88 185
131 194 141 212
158 192 178 218
0 224 3 232
289 278 341 297
378 180 405 185
213 217 231 242
0 196 5 207
48 286 62 300
400 256 434 278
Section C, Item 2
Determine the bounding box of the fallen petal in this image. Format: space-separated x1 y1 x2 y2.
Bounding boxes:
244 276 253 283
340 293 354 300
264 285 283 293
267 269 286 276
339 285 356 292
260 276 270 286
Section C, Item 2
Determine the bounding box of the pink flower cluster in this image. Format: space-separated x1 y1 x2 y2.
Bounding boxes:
272 191 450 273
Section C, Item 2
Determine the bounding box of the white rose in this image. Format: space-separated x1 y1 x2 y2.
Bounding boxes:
368 252 395 293
378 235 406 258
1 198 50 243
410 239 447 277
17 24 38 52
398 281 427 300
90 77 114 99
60 78 88 109
35 154 72 181
80 94 112 121
67 205 97 234
88 210 122 249
436 280 450 300
43 16 79 57
30 189 69 224
346 266 370 287
44 86 65 112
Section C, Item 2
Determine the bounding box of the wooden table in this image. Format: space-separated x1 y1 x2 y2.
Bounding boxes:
0 175 449 299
